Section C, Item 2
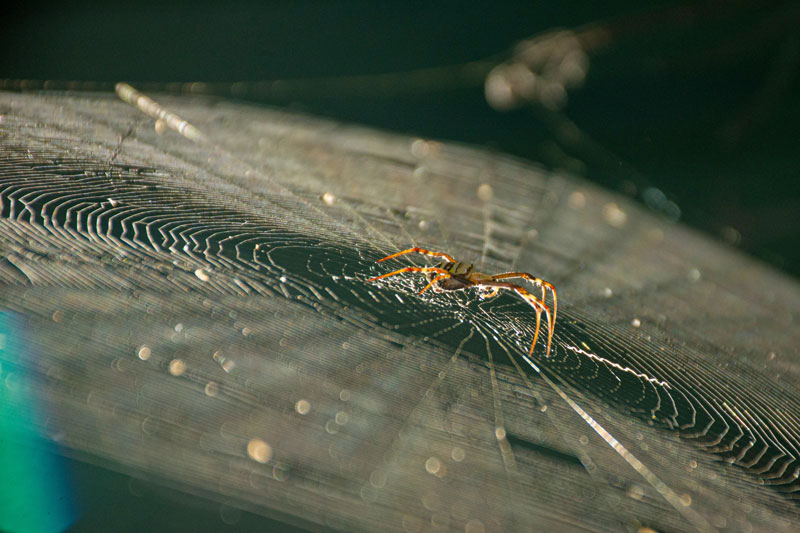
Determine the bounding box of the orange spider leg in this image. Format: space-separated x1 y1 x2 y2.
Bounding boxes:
533 309 542 354
523 294 551 356
481 281 553 356
367 266 452 284
490 273 557 334
376 247 456 264
419 274 449 295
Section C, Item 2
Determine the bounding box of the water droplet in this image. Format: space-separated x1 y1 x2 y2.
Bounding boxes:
247 438 272 464
424 457 441 475
568 191 586 209
421 491 441 511
369 470 387 488
451 447 465 462
295 399 311 415
476 183 493 202
627 484 645 501
168 358 186 376
603 202 627 228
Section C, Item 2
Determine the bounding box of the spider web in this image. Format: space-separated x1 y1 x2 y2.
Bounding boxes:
1 88 799 532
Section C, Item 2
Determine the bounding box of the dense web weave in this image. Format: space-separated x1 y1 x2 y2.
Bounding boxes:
0 89 798 531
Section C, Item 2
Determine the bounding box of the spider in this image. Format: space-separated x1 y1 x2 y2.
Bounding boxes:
367 247 557 356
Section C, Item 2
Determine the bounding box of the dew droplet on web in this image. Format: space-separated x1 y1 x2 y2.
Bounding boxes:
476 183 493 202
424 456 441 475
603 202 627 228
369 469 386 488
247 438 272 464
168 358 186 376
295 399 311 414
137 345 151 360
451 446 465 462
568 190 586 209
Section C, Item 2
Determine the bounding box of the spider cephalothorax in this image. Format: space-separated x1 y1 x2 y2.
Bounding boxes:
368 247 557 356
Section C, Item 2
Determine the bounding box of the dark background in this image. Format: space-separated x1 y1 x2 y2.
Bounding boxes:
3 2 799 530
4 1 799 279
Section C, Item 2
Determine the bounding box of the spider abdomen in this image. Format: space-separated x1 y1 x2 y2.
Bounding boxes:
425 261 474 291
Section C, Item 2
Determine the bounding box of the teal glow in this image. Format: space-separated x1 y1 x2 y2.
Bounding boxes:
0 313 77 533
